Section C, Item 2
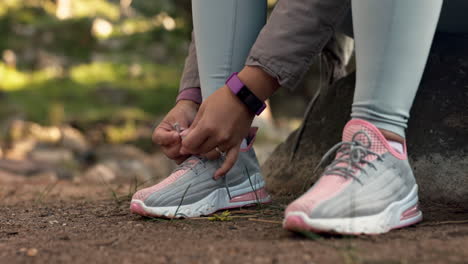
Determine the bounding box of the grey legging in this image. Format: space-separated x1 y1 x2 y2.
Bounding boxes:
351 0 442 137
192 0 443 137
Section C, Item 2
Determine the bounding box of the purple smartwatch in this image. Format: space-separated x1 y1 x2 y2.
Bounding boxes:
225 72 267 116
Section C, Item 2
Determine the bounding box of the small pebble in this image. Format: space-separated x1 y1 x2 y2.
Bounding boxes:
27 248 38 257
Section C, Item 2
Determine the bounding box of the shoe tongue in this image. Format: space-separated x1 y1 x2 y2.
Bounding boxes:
342 119 388 155
183 156 203 167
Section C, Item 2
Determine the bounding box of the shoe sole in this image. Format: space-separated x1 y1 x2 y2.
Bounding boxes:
283 184 422 235
130 174 271 218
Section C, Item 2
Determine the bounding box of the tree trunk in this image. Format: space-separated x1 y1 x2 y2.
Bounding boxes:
262 32 468 209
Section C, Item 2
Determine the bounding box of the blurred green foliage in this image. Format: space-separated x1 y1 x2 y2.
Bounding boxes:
1 62 180 124
0 0 191 126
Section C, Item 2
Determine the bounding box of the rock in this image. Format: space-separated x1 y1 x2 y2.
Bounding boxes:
29 171 60 183
0 170 26 183
4 120 89 154
86 159 152 183
26 122 62 143
29 148 74 165
95 144 148 161
26 248 38 257
116 158 153 182
0 159 43 175
60 126 89 154
147 153 176 181
82 164 116 183
4 139 37 160
81 145 174 183
3 120 60 159
262 33 468 208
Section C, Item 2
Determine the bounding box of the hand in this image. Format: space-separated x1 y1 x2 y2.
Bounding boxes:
181 85 254 179
152 100 199 164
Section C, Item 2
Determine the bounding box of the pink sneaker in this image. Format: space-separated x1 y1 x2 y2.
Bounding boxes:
283 119 422 235
130 131 271 218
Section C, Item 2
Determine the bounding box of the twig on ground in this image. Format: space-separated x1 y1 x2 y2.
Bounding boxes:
248 218 282 225
190 214 259 220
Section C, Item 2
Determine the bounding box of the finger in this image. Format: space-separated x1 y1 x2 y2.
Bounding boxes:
162 144 184 160
180 124 209 155
190 104 204 128
162 145 190 164
214 144 240 180
153 128 180 146
202 149 221 160
196 136 220 155
157 121 174 131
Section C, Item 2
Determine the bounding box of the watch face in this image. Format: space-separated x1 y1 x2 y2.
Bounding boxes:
237 87 264 113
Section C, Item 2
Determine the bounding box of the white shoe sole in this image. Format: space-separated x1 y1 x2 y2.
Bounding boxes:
284 184 422 235
131 173 271 218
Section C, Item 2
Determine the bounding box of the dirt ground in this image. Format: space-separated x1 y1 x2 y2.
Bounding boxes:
1 180 468 264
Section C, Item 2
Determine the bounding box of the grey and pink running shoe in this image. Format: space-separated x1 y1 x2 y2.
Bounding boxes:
130 136 271 218
283 119 422 235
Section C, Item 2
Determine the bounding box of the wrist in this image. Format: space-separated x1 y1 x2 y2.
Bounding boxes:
237 66 279 101
176 87 202 105
222 85 255 119
176 99 199 110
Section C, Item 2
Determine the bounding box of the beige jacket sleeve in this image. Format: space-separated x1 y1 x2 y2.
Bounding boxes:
179 0 350 93
179 32 201 92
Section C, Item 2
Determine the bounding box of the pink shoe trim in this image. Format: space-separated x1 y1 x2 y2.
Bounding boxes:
132 169 186 201
130 202 148 216
132 159 200 201
283 214 357 235
345 119 407 160
130 201 174 219
400 204 421 221
285 176 352 216
392 215 423 230
240 127 258 152
283 214 312 231
229 187 269 203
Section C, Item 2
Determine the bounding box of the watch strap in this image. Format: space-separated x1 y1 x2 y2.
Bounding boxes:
225 73 266 116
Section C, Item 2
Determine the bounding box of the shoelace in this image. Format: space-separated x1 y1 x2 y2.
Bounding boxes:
172 155 233 201
314 131 383 184
172 156 206 175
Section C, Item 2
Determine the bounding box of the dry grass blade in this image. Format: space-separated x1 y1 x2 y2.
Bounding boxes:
173 183 192 219
208 211 232 221
190 214 259 221
34 181 59 204
248 218 282 225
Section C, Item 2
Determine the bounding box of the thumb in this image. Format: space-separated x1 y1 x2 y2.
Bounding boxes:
153 128 180 146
